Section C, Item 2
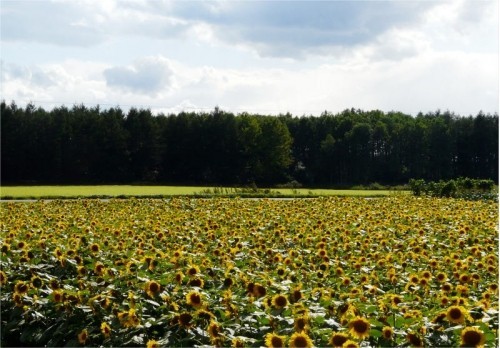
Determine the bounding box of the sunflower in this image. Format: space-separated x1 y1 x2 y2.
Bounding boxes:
90 243 100 253
232 337 245 347
14 281 29 295
52 290 64 303
382 326 393 340
77 329 88 344
342 340 359 348
195 309 215 321
178 312 193 328
187 265 200 277
207 320 222 339
290 287 303 303
446 305 468 324
94 262 105 276
265 332 287 348
188 277 204 288
253 283 267 298
174 271 184 284
460 326 485 347
329 332 349 347
100 322 111 338
294 315 310 332
436 272 447 282
0 271 7 286
289 332 313 348
348 316 370 340
186 290 203 307
146 339 159 348
272 294 288 309
145 280 161 298
406 332 423 347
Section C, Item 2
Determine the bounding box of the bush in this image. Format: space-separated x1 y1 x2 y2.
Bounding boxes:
408 177 497 200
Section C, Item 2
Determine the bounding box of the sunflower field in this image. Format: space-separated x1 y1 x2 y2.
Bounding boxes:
1 197 498 347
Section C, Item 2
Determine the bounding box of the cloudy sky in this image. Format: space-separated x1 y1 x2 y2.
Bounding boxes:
1 0 498 116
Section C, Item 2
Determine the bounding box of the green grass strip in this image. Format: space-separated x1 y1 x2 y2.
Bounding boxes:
0 185 409 199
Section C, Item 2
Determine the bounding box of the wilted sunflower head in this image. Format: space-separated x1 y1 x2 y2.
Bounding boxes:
460 326 485 347
406 332 423 347
178 312 193 328
264 332 287 348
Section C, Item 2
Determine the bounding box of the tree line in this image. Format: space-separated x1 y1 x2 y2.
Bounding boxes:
1 101 498 186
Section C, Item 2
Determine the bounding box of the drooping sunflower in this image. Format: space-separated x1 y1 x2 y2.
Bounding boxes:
289 332 313 348
0 271 6 286
460 326 485 347
186 290 203 307
77 329 88 345
100 322 111 338
265 332 287 348
207 320 222 339
348 316 370 340
329 332 349 347
406 332 423 347
232 337 245 347
294 315 310 332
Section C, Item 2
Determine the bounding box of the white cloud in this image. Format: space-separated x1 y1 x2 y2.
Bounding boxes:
103 56 175 96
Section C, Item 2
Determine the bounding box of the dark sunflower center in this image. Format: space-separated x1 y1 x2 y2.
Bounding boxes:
353 320 368 333
449 308 462 319
463 331 481 345
293 336 308 347
271 336 283 347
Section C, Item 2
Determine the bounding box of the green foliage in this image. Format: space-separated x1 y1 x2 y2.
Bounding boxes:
409 177 497 200
1 101 498 186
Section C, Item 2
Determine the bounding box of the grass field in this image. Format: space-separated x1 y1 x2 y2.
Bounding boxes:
0 185 407 199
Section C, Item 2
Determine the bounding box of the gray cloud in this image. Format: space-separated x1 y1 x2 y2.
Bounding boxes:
168 1 436 57
1 1 105 46
2 0 437 59
103 56 174 95
2 62 57 87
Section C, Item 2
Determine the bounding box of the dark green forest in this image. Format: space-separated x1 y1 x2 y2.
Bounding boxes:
1 101 498 186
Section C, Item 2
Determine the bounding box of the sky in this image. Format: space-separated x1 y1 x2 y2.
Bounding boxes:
1 0 498 116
